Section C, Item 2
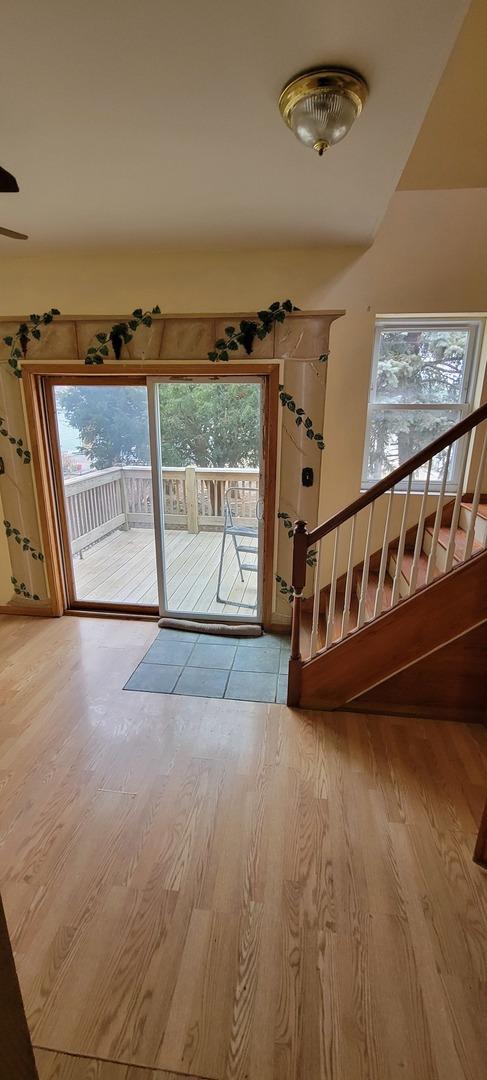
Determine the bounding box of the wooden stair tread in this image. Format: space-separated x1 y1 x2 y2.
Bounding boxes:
462 500 487 520
425 524 483 560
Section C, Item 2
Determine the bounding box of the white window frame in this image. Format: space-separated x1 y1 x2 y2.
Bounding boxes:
361 317 483 493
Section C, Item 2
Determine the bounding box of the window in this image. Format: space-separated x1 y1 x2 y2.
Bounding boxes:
362 318 482 491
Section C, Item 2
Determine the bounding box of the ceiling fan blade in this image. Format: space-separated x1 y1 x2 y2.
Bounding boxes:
0 166 19 193
0 226 28 240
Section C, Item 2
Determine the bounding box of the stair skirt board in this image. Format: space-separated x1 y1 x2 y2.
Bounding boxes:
341 620 487 724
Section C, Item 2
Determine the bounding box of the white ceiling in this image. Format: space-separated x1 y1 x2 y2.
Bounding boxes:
0 0 469 253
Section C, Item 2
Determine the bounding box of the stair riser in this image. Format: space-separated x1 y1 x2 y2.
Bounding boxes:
387 552 411 598
459 506 487 545
422 527 448 573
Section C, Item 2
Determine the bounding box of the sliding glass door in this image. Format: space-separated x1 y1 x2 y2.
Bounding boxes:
147 377 264 622
50 381 158 611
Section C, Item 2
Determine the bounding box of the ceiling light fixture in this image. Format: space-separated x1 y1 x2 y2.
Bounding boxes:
279 67 368 155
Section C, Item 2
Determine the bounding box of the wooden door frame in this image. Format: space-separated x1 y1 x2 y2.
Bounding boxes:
21 362 279 626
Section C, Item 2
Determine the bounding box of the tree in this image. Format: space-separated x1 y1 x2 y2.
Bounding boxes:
158 383 259 467
57 382 260 470
58 385 150 469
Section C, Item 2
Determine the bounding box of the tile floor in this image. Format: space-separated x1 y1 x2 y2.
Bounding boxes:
124 628 290 703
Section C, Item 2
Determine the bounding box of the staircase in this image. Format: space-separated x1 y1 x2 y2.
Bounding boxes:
288 403 487 721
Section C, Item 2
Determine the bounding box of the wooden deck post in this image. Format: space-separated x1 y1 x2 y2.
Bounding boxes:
185 467 199 534
473 795 487 869
288 520 309 706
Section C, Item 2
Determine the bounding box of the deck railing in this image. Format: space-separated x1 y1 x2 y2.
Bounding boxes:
63 465 259 555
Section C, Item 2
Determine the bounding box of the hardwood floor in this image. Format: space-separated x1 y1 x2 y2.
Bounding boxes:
0 615 486 1080
73 527 258 613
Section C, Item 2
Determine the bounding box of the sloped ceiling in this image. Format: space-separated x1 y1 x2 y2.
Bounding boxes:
0 0 470 252
399 0 487 190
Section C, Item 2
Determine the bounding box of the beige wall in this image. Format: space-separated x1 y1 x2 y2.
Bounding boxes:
1 186 486 591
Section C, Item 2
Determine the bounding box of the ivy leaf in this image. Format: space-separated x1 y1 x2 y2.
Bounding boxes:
314 432 323 441
152 305 161 314
220 350 229 361
100 345 109 356
132 308 143 318
304 417 312 429
288 529 294 538
51 308 61 316
128 320 138 331
33 594 40 601
282 299 293 312
208 351 218 362
317 440 325 450
142 315 152 327
215 339 226 349
32 328 41 340
269 301 280 312
287 401 295 412
228 340 239 351
306 429 315 439
16 447 23 458
296 416 303 426
225 326 235 335
38 553 44 561
96 332 107 343
3 335 13 345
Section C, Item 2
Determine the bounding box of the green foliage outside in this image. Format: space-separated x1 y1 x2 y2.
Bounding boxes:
58 383 260 470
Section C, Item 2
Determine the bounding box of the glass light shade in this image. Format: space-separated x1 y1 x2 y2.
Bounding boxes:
289 91 359 152
279 69 368 155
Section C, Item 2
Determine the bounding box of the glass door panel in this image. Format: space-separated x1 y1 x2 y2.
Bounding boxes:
52 383 158 608
148 378 263 622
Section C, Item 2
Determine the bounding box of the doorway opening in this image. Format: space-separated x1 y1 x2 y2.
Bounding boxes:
38 366 277 623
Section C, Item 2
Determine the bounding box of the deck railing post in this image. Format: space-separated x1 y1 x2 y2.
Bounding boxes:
119 467 130 531
185 466 199 533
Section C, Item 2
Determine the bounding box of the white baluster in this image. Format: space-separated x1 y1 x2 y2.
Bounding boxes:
426 444 452 585
357 502 375 628
374 488 394 618
445 433 470 572
409 458 431 596
341 515 356 639
325 527 340 649
309 539 322 659
464 425 487 561
391 473 412 607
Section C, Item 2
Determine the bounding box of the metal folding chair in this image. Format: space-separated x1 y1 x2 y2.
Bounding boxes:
216 483 259 609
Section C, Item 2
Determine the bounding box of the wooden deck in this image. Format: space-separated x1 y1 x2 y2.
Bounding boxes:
73 526 258 613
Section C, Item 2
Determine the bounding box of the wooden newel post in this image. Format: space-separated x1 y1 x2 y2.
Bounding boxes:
290 517 308 647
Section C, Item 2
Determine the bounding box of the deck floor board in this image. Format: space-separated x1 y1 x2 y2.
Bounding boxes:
73 526 258 614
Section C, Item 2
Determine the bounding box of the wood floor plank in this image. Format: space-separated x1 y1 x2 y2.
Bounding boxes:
1 615 486 1080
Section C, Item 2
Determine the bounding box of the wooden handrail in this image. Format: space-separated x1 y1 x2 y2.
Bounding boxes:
306 402 487 547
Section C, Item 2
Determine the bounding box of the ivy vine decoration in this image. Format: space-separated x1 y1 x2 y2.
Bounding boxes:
275 574 296 603
275 547 318 604
318 353 329 363
10 576 40 601
279 385 325 450
3 521 44 561
85 306 161 364
208 299 299 362
0 418 31 463
2 309 61 378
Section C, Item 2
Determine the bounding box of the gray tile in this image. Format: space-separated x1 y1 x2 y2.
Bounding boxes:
124 663 182 693
174 666 229 698
237 633 282 649
225 670 277 703
279 652 290 674
156 627 199 641
143 639 194 665
233 646 280 674
196 632 242 645
276 675 288 704
187 643 236 669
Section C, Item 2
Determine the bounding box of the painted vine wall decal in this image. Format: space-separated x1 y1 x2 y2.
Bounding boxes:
2 309 61 378
0 417 31 463
208 299 299 362
3 521 44 561
84 306 161 364
278 385 325 450
10 577 40 601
